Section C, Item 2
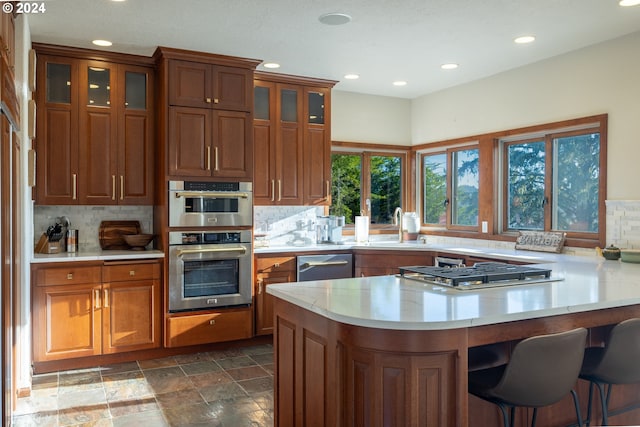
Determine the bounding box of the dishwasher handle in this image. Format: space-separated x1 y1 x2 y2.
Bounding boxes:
301 260 349 268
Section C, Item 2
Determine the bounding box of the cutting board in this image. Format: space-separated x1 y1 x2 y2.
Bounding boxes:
99 220 141 250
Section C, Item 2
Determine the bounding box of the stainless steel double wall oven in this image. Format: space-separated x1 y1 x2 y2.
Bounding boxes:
168 181 253 312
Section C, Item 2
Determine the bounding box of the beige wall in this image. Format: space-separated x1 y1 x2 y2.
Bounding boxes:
411 31 640 200
331 91 411 145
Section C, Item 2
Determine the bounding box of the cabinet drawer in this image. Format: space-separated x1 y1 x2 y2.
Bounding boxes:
165 307 252 348
103 262 160 282
256 256 296 273
35 266 102 286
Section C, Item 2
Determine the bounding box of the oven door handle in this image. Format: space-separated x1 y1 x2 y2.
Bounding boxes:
302 260 349 268
174 191 250 199
176 247 247 257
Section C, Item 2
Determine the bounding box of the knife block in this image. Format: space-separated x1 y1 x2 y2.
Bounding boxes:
35 233 62 254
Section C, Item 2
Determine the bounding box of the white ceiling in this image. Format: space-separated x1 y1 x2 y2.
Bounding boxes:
27 0 640 99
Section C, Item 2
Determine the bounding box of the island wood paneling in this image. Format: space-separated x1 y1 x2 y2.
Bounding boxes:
272 296 640 427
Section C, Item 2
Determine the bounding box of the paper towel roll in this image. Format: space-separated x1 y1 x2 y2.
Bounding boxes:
355 216 369 243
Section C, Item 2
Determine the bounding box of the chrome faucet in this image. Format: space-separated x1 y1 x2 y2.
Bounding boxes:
393 207 404 243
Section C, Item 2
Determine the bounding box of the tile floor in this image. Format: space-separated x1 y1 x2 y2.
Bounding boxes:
13 343 274 426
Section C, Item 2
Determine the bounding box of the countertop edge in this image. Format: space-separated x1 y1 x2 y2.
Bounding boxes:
31 250 165 263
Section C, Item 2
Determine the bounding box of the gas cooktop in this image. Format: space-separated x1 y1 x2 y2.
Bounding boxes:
398 262 562 290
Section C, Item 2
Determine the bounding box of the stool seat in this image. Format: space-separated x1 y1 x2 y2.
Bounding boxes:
579 318 640 426
469 328 587 427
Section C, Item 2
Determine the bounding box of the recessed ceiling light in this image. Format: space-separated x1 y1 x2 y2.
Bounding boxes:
92 39 112 47
441 63 459 70
514 35 536 44
263 62 280 69
344 74 359 80
619 0 640 5
393 81 407 87
318 13 352 25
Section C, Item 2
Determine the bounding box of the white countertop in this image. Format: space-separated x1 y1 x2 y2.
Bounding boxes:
32 249 164 263
267 250 640 330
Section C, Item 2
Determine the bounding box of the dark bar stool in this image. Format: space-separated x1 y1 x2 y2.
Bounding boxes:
469 328 587 427
579 318 640 426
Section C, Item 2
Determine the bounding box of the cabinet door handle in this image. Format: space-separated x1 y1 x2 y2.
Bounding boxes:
103 289 109 308
206 97 212 104
94 289 101 309
278 180 282 202
214 98 219 104
271 180 275 202
120 176 124 201
209 319 216 326
72 174 77 200
112 175 116 200
214 147 219 171
206 146 211 171
258 280 263 294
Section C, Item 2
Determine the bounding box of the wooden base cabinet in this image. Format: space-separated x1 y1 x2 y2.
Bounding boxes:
102 261 162 354
32 260 162 363
354 250 434 277
165 306 253 348
254 256 296 336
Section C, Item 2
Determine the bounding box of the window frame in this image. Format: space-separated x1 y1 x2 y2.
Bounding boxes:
331 144 409 231
500 127 604 241
412 114 607 248
420 142 480 232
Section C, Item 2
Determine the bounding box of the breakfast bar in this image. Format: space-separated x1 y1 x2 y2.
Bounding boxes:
267 254 640 426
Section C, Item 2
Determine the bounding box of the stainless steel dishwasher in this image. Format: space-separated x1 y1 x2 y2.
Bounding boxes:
297 253 353 281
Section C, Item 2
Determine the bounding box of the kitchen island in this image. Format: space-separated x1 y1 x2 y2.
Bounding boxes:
267 253 640 426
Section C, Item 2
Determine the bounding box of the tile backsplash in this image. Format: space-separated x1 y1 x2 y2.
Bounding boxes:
606 200 640 249
33 205 153 251
33 200 638 253
254 205 325 246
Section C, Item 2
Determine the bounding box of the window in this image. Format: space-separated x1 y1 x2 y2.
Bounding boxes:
503 130 601 235
422 146 479 229
330 152 403 225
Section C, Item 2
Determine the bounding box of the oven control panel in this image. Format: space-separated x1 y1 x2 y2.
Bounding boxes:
169 230 252 245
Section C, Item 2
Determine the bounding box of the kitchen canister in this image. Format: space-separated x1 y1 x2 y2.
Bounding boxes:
355 216 369 243
66 229 78 252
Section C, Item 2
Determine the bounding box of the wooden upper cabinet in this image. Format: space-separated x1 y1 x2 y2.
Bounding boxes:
0 8 18 126
35 55 80 205
78 60 118 204
34 45 154 205
303 86 332 205
253 73 336 206
253 80 303 205
168 107 252 179
118 65 154 204
156 47 260 180
169 59 252 112
169 106 211 177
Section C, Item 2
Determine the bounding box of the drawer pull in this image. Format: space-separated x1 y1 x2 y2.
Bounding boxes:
209 319 216 326
129 270 135 276
67 273 73 280
274 263 280 268
206 97 212 103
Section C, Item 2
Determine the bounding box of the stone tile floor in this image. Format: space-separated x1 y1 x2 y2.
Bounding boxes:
13 343 274 426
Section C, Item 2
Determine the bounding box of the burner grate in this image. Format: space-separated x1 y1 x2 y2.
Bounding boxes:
399 262 552 287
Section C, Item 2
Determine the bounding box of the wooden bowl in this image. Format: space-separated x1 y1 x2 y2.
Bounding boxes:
123 234 154 250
